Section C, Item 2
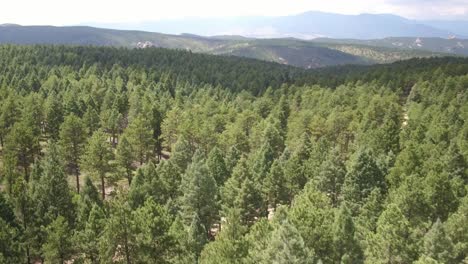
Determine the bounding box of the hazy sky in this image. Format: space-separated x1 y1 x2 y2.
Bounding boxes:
1 0 467 25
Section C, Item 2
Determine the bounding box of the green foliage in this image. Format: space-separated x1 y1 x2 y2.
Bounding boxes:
42 216 73 264
0 45 467 264
200 209 248 264
262 218 312 264
332 203 363 263
343 149 386 204
180 151 219 233
80 129 113 200
366 204 413 264
59 114 87 192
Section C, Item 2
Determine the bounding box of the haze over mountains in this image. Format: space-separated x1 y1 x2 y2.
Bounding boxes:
86 11 468 39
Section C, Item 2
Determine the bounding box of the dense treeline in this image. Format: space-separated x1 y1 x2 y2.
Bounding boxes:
0 45 467 264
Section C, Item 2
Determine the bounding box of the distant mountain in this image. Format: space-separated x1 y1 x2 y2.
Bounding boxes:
421 20 468 37
88 11 465 39
0 24 456 68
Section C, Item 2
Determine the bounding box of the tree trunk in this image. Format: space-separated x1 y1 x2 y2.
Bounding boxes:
101 174 106 200
75 168 80 193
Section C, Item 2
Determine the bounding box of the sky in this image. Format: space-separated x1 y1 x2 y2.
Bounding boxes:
1 0 467 25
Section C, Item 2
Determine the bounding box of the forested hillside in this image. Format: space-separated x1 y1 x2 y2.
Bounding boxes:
0 45 467 264
0 25 453 68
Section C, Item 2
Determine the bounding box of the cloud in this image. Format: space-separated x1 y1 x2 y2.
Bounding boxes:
382 0 468 19
0 0 467 25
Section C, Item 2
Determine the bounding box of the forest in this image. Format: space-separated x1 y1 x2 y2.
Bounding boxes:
0 45 467 264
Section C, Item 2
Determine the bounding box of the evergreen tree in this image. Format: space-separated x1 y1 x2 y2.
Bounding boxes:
33 143 75 226
100 105 122 148
4 120 40 180
132 198 175 263
99 192 136 264
206 147 229 186
288 184 333 262
445 196 468 263
125 116 154 164
187 214 208 262
262 219 312 264
366 204 413 264
116 134 135 185
343 149 385 204
200 209 248 264
222 157 263 224
180 151 219 235
80 130 113 200
421 219 455 264
264 159 288 209
44 92 64 140
83 107 100 136
332 203 363 263
77 176 103 225
316 149 346 207
74 204 106 263
59 114 87 193
0 96 19 147
42 216 73 264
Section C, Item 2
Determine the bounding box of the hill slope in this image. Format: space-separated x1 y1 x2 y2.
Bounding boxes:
314 37 468 56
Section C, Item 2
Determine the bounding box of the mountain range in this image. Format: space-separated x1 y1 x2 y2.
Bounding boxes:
86 11 468 39
1 11 467 68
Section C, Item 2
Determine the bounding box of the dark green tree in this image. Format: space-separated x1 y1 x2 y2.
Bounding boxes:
42 216 73 264
332 203 363 263
180 151 219 235
80 130 113 200
116 135 135 185
316 149 346 207
343 149 385 204
59 114 87 193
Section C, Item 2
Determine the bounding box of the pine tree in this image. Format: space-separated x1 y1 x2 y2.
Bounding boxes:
80 130 113 200
200 208 248 264
445 196 468 263
332 203 363 263
44 92 64 140
83 107 100 136
126 116 154 164
157 160 183 200
366 204 413 264
343 149 385 204
180 151 218 235
33 143 75 226
264 159 288 209
0 194 22 263
132 198 175 263
316 149 346 207
288 184 333 262
0 96 19 147
421 219 455 264
4 120 40 180
116 135 135 185
42 216 73 264
187 214 208 262
222 156 263 224
76 176 103 229
262 219 312 264
59 114 87 193
284 133 312 200
99 192 136 264
100 106 122 147
206 147 229 186
74 204 106 263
